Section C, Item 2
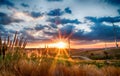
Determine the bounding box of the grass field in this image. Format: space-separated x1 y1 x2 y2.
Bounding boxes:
71 48 120 60
0 48 120 76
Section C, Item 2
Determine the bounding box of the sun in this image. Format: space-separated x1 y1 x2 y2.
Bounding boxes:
56 41 67 49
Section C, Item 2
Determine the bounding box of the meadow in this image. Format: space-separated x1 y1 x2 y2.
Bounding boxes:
0 32 120 76
0 48 120 76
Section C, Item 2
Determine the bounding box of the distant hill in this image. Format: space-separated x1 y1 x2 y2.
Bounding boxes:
70 48 120 60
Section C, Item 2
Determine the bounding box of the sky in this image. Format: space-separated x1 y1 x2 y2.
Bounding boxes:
0 0 120 49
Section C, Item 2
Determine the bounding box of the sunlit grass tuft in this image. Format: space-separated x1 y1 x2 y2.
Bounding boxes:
0 49 120 76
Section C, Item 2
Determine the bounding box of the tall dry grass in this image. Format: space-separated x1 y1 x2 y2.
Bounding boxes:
0 56 120 76
0 32 120 76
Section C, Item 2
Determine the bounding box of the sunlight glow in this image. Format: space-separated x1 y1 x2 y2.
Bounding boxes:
56 41 67 49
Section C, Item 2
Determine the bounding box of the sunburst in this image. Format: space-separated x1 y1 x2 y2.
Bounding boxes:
55 41 67 49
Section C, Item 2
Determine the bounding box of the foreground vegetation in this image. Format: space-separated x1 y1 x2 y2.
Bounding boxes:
0 50 120 76
0 32 120 76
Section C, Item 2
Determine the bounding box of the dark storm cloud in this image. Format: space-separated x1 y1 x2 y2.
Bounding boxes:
35 24 44 30
23 11 43 18
72 23 120 41
0 24 6 33
43 31 57 36
56 16 120 41
0 0 14 7
118 9 120 15
47 8 72 16
49 23 57 28
30 12 43 18
20 30 35 41
24 24 47 32
46 0 63 2
24 27 34 30
71 16 120 41
47 17 81 25
0 12 24 25
21 3 29 8
72 30 85 40
25 24 57 38
86 24 117 40
34 24 57 31
47 8 64 16
103 0 120 5
0 25 17 37
76 0 120 6
64 7 72 14
85 16 120 23
60 25 75 37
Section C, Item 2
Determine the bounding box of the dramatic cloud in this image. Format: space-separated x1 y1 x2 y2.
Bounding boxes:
47 8 64 16
60 25 75 37
0 25 6 33
85 16 120 23
0 0 14 7
49 23 57 28
20 30 35 40
0 25 17 36
47 17 81 25
24 28 34 31
0 0 120 45
64 7 72 14
28 11 43 18
21 3 29 8
104 0 120 5
35 24 45 31
0 12 24 25
71 30 85 40
54 16 120 41
86 24 117 41
118 9 120 15
43 31 57 36
73 16 120 41
47 8 72 16
71 23 120 41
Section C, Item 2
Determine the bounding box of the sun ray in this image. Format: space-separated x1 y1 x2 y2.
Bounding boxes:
55 41 67 49
63 49 70 58
58 29 62 40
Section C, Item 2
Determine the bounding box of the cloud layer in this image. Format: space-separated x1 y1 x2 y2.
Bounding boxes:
0 0 120 44
0 0 14 7
0 12 24 25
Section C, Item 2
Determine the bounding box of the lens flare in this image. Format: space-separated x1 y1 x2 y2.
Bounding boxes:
56 41 66 49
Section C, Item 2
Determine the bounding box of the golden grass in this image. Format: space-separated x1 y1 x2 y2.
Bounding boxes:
0 58 120 76
0 44 120 76
101 66 120 76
